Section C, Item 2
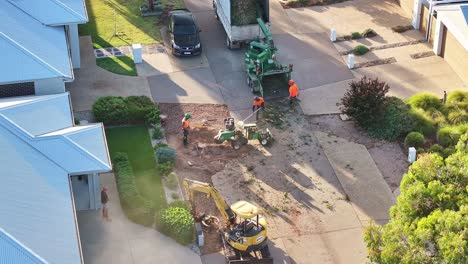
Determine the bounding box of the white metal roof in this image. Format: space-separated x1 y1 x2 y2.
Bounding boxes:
0 93 111 263
0 228 47 264
0 0 74 84
435 4 468 51
7 0 88 25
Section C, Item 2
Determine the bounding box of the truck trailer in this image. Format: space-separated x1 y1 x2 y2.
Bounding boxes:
213 0 270 49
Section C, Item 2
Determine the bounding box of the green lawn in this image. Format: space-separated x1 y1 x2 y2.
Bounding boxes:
80 0 185 48
96 56 137 76
106 126 167 211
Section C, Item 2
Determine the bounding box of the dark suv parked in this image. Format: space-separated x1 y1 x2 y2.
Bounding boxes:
168 9 202 56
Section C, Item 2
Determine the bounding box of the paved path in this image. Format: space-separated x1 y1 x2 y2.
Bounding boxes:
77 173 202 264
314 131 395 223
66 36 152 112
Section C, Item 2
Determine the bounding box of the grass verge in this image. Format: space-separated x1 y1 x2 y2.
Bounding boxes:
106 126 167 212
96 56 137 76
80 0 185 48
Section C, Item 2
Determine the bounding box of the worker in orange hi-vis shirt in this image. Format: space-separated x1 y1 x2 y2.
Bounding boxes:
182 113 191 145
288 79 299 108
252 96 265 120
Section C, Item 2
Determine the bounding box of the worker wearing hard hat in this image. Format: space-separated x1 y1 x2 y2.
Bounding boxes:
288 79 299 107
182 113 191 145
252 96 265 120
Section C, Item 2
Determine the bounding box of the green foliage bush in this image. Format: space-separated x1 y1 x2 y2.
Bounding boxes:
93 96 129 125
164 172 179 190
155 205 194 245
447 90 468 104
362 28 377 38
112 153 155 226
437 124 468 147
367 97 413 140
155 147 176 164
447 107 468 124
92 96 160 125
428 144 444 154
442 146 455 158
351 32 362 39
156 162 173 177
407 93 443 111
125 96 156 124
146 107 161 126
353 45 369 55
364 135 468 263
391 25 413 33
407 108 437 136
404 132 424 148
152 125 164 140
339 76 390 129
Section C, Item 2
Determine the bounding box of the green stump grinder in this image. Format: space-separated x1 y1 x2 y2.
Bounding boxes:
245 18 293 99
214 117 272 150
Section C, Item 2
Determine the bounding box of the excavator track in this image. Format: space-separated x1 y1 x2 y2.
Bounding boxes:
221 234 273 264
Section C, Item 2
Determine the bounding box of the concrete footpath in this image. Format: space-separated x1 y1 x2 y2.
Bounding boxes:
77 173 202 264
314 131 395 223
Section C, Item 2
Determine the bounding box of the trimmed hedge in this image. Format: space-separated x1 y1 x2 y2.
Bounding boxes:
112 153 155 226
126 96 156 124
155 203 194 245
93 96 129 125
93 96 159 125
404 132 425 148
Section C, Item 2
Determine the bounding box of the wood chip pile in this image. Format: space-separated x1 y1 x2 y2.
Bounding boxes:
231 0 262 25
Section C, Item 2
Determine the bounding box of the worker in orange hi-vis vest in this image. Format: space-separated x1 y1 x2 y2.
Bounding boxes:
252 96 265 120
182 113 191 145
288 79 299 108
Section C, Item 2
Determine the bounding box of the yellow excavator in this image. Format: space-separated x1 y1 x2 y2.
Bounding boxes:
183 179 273 264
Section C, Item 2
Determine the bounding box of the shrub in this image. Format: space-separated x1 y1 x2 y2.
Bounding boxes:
447 90 468 104
152 125 164 140
405 132 425 148
146 106 161 126
391 25 413 33
442 146 455 158
125 96 156 124
156 162 173 176
93 96 129 125
362 28 377 38
408 108 437 136
339 76 390 129
165 172 179 190
407 93 443 111
351 32 362 39
429 144 444 154
353 45 369 55
156 147 176 164
447 107 468 124
437 124 468 147
155 206 194 245
416 147 425 155
154 142 169 151
169 200 191 210
367 97 413 140
112 153 155 226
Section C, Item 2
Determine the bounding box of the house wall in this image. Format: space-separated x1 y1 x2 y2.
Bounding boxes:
67 24 81 69
420 5 437 43
442 29 468 84
70 173 101 211
34 78 66 95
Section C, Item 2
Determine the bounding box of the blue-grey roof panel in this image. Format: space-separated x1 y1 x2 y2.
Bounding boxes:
0 127 81 264
66 125 111 168
0 0 72 84
7 0 88 25
462 5 468 24
0 94 72 136
0 228 47 264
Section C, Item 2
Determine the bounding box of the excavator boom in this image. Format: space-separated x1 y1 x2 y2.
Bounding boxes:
183 179 236 226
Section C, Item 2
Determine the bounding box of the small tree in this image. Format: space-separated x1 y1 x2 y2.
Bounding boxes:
364 133 468 263
339 76 390 129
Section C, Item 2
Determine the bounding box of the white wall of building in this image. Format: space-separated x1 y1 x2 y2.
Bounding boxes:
68 24 81 69
34 78 66 95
